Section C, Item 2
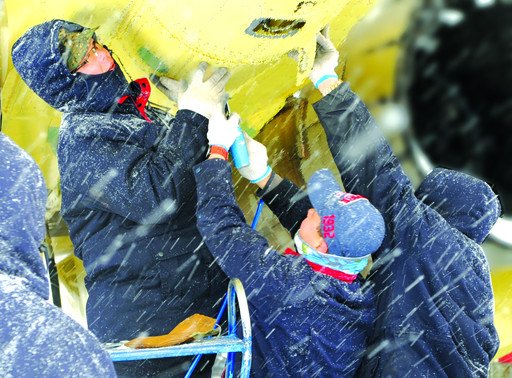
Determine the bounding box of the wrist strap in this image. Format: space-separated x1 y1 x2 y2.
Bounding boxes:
208 145 229 160
250 166 272 184
314 74 339 88
260 171 276 193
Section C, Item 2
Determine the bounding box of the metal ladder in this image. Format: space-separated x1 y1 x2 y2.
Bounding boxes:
107 278 252 377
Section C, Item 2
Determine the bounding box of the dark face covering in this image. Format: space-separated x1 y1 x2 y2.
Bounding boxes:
77 61 130 113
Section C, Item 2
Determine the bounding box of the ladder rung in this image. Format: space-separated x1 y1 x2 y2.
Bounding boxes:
108 335 248 362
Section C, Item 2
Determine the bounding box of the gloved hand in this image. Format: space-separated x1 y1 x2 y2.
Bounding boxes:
238 133 272 183
309 26 340 88
179 62 230 119
150 74 186 103
207 111 240 150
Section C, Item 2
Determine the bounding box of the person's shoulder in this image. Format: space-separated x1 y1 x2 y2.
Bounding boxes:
61 111 150 141
393 197 445 241
253 253 315 297
0 281 116 376
314 273 371 297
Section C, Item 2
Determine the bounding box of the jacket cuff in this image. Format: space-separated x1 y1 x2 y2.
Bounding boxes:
256 176 292 202
312 81 351 113
256 172 283 198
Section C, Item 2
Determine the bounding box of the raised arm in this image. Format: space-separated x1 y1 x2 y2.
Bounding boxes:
195 160 278 277
59 65 230 225
313 84 414 216
307 31 416 227
194 111 314 299
257 178 312 236
236 135 312 236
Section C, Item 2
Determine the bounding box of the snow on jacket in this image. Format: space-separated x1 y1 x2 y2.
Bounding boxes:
313 83 500 377
194 159 375 377
0 133 116 377
11 19 228 350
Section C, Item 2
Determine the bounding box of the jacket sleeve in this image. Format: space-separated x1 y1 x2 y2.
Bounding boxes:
193 159 311 301
257 179 312 236
159 110 210 164
313 84 417 240
60 110 208 224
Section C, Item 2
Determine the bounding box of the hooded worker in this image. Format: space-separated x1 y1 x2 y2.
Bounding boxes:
0 133 116 377
12 19 230 376
415 167 502 245
306 31 500 377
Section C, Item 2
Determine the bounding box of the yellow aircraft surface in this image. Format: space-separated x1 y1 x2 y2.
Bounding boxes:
1 0 510 371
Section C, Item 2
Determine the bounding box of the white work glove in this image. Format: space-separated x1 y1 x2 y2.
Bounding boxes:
309 27 340 88
238 133 272 183
150 74 186 103
178 62 230 119
207 111 240 150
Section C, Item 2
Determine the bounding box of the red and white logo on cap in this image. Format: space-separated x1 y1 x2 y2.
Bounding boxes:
334 191 366 205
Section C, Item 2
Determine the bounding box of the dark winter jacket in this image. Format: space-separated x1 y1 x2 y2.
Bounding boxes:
314 84 500 377
194 159 376 377
11 19 228 352
0 133 116 377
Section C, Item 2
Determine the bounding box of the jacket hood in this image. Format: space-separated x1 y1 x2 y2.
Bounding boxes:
12 19 129 113
415 168 502 244
0 133 49 299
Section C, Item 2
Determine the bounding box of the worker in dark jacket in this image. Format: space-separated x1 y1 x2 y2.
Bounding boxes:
12 19 229 376
304 32 501 376
193 106 385 375
323 85 500 377
0 133 116 377
198 29 501 376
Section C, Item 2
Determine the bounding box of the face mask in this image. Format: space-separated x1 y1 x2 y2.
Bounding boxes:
293 232 369 275
78 61 130 112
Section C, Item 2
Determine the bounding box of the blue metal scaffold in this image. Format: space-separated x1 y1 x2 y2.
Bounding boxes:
107 278 252 377
107 199 264 377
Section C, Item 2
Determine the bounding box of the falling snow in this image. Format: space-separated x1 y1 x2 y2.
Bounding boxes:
2 1 511 377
